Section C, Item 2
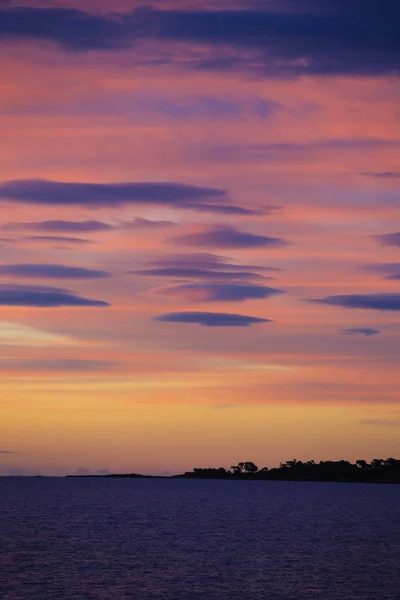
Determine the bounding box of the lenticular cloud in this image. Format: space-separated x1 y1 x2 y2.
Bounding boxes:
154 311 271 327
0 284 110 308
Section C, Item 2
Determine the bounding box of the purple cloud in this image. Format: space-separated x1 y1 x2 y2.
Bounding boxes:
362 263 400 275
144 95 281 121
6 90 282 126
122 217 177 229
206 138 400 163
312 294 400 311
3 218 175 232
154 311 271 327
364 172 400 178
0 4 399 76
147 253 281 272
26 236 93 245
339 328 380 336
361 263 400 281
0 284 109 307
1 219 114 233
136 268 265 281
0 179 256 215
161 282 284 302
134 252 281 281
169 226 288 249
0 264 111 279
375 232 400 248
182 203 262 216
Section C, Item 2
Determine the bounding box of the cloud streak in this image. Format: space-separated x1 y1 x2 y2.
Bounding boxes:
160 282 284 302
1 219 114 233
362 263 400 275
361 263 400 282
0 179 256 215
0 358 115 372
375 232 400 248
122 218 177 229
136 268 266 281
339 328 380 336
207 138 400 163
26 236 94 245
0 264 111 279
364 172 400 179
1 218 177 233
154 311 271 327
134 253 280 282
146 253 281 272
0 284 109 307
169 226 288 249
312 294 400 311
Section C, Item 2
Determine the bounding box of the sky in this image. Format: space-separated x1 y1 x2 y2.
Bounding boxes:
0 0 400 476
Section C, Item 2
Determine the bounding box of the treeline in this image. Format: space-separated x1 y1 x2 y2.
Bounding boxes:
178 458 400 483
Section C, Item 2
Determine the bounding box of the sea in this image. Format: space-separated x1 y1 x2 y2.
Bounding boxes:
1 477 400 600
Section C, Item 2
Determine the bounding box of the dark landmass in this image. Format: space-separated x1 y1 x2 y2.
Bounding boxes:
177 459 400 484
67 458 400 484
66 473 156 479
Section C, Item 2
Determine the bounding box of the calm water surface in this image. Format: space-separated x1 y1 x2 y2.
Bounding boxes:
1 478 400 600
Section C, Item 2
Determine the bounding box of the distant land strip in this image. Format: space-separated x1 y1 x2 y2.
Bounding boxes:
66 459 400 484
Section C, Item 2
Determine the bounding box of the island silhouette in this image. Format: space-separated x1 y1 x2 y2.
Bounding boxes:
68 458 400 484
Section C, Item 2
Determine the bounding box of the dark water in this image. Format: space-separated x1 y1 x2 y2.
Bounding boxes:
1 478 400 600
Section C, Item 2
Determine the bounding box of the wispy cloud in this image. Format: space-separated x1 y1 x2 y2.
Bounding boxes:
363 172 400 179
0 284 110 307
207 138 400 163
312 294 400 311
362 263 400 275
154 311 271 327
145 253 281 272
26 236 94 245
0 264 111 279
1 219 114 233
0 358 115 372
159 282 284 302
0 179 256 215
169 226 288 249
375 232 400 248
121 218 177 229
133 252 280 282
339 328 380 336
136 268 265 281
2 218 177 232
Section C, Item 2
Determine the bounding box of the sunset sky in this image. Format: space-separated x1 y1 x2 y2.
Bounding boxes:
1 0 400 476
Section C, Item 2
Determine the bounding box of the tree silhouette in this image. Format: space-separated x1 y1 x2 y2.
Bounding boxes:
179 457 400 483
230 461 258 475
